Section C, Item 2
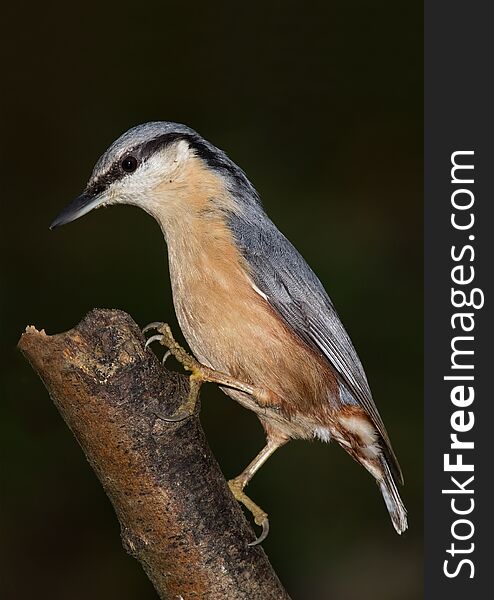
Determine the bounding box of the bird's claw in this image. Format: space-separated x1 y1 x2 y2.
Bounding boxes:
142 321 166 334
144 335 172 366
143 321 202 374
143 322 174 351
248 517 270 547
145 333 165 349
228 478 270 546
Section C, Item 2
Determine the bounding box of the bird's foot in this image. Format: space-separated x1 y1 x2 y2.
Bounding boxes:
228 477 270 546
143 322 267 404
143 322 202 374
144 322 204 421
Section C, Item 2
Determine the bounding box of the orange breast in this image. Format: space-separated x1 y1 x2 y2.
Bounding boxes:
166 212 339 428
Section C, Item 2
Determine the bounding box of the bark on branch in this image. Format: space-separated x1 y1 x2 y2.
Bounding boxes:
18 309 290 600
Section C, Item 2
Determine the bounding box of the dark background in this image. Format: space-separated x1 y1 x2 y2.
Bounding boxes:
1 2 422 598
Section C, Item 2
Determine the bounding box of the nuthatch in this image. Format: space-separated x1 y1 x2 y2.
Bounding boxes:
51 122 407 544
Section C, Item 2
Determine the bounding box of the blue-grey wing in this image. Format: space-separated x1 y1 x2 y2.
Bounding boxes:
229 211 402 482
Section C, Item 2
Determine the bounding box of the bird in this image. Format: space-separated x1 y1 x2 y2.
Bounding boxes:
50 121 407 544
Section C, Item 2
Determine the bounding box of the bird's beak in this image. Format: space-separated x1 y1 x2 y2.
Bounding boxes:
50 191 104 230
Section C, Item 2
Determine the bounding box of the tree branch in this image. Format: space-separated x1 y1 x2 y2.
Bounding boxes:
18 309 290 600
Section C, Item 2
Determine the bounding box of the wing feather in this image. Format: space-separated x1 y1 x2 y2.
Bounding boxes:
229 212 403 483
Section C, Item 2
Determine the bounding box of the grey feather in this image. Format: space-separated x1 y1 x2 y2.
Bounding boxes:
226 202 403 484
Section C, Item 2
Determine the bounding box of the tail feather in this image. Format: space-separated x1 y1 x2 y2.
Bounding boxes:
379 459 408 534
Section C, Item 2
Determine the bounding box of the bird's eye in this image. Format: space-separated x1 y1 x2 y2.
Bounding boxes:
121 156 138 172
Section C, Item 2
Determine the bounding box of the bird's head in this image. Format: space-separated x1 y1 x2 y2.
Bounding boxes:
50 122 258 234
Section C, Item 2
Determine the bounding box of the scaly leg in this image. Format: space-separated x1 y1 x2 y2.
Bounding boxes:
228 438 286 546
143 322 268 421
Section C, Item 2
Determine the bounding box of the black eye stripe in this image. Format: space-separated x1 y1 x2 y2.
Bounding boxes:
86 153 140 196
93 184 105 195
86 131 248 199
88 134 209 196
